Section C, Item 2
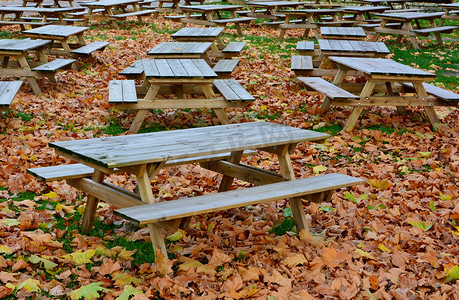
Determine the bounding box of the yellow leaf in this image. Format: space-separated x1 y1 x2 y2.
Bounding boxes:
418 151 432 158
355 249 375 260
43 191 59 199
112 272 142 286
399 166 409 173
56 203 63 211
166 230 184 242
16 278 41 293
117 249 136 261
368 179 392 190
63 249 96 265
378 244 391 252
0 245 14 254
312 165 327 174
178 257 204 273
282 254 307 268
0 219 20 226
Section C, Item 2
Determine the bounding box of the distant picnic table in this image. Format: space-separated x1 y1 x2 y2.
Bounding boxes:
21 0 75 7
438 3 459 26
355 0 407 9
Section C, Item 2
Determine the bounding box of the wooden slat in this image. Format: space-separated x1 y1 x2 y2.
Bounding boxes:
114 173 366 225
213 59 239 74
401 82 459 101
32 58 76 72
296 41 315 52
0 81 22 107
222 42 246 53
120 59 146 76
298 77 359 100
291 55 313 72
71 42 110 56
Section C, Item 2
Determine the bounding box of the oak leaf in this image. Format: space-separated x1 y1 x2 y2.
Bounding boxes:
99 258 122 276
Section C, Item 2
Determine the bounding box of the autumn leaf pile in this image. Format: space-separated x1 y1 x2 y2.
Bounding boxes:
0 15 458 299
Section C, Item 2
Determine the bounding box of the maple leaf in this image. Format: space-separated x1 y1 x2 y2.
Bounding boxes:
408 220 433 231
208 248 232 267
321 247 346 268
178 257 216 276
0 245 14 254
218 267 235 281
354 249 375 260
299 229 324 247
445 265 459 282
28 254 58 270
282 253 307 268
344 192 368 204
16 278 41 293
237 267 259 282
98 258 121 276
312 165 327 174
0 286 13 298
367 179 392 190
0 219 20 226
116 285 143 300
0 272 17 284
117 248 136 261
61 249 93 265
112 272 142 286
166 230 184 242
68 282 110 300
154 247 173 277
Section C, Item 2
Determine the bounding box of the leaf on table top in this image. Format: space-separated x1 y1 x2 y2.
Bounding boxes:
16 278 41 293
68 282 110 300
115 285 143 300
282 253 307 268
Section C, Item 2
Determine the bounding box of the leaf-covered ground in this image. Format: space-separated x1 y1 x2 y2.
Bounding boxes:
0 14 458 299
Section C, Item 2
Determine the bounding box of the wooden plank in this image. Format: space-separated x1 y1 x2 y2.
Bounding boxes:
191 59 217 79
32 58 76 72
291 55 313 71
120 59 146 76
0 81 22 107
296 41 315 52
298 77 359 100
114 173 365 225
71 42 110 56
401 82 459 101
213 59 239 74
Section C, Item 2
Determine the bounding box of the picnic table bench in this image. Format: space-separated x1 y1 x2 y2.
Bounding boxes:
80 0 157 28
21 0 75 8
177 5 255 36
0 38 75 94
22 25 109 58
355 0 407 9
372 11 457 49
298 57 458 131
244 1 303 20
28 121 365 257
438 3 459 26
320 27 367 40
0 81 22 114
115 58 254 133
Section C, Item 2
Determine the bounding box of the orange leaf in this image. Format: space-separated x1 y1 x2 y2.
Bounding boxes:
282 253 307 268
98 258 122 276
154 248 173 277
208 248 232 267
321 247 344 268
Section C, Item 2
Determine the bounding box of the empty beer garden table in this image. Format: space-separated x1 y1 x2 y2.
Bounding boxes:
0 6 84 26
178 5 253 36
42 121 331 254
244 1 304 20
320 27 367 40
438 3 459 26
114 58 254 132
171 27 225 49
372 11 455 49
0 38 51 94
147 42 214 64
355 0 407 9
22 25 89 56
328 56 442 131
340 6 388 24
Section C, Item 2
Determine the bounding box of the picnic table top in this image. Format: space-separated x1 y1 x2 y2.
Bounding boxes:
49 121 330 169
321 27 367 37
246 1 303 7
0 5 84 13
440 3 459 8
280 8 342 14
141 58 217 79
22 25 89 38
329 56 437 78
318 39 389 54
356 0 407 3
375 11 444 21
179 4 243 11
80 0 140 7
147 42 213 56
0 38 51 52
341 5 388 12
171 27 224 39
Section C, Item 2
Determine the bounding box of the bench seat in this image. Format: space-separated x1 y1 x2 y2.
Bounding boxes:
164 14 202 21
413 26 458 37
111 9 157 19
114 173 365 225
401 82 459 102
211 17 256 25
222 42 246 53
119 59 146 78
27 150 257 181
263 19 303 26
298 77 359 100
32 59 76 72
212 59 239 79
0 20 49 28
213 79 254 102
0 81 22 111
109 80 137 104
71 41 110 57
291 55 314 76
296 41 315 52
20 17 84 23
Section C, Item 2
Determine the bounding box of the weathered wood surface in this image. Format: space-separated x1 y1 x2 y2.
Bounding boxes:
0 39 51 53
401 82 459 101
171 27 224 39
298 77 359 100
179 4 242 12
375 11 444 21
213 79 254 101
114 173 365 225
318 39 390 55
147 42 212 56
342 5 388 13
49 122 330 168
111 9 157 18
31 58 75 72
0 81 22 108
222 42 246 53
329 57 436 78
291 55 313 72
71 41 110 56
320 26 367 38
109 80 137 104
141 59 217 79
212 59 239 77
22 24 89 38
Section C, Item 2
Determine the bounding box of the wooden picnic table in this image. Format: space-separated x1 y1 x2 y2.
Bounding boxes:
0 38 50 94
171 27 225 51
22 24 88 56
156 0 205 13
438 3 459 26
293 39 390 76
147 42 213 65
21 0 75 8
0 5 84 27
80 0 156 29
340 5 389 24
277 8 346 40
355 0 407 9
178 4 253 36
372 11 453 49
328 56 441 130
47 121 331 254
115 58 253 132
320 27 367 40
245 1 304 20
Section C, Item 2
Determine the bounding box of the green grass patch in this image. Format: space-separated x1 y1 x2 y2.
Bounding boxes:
314 123 342 135
104 237 156 265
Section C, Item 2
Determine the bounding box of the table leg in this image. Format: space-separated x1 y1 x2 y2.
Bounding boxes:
76 33 86 46
412 82 440 125
81 170 105 233
372 19 386 42
218 150 244 192
403 22 420 49
2 56 9 68
277 146 308 231
279 16 290 40
386 82 407 115
129 84 161 133
429 19 443 46
17 56 41 95
308 15 320 40
342 80 376 131
201 83 231 124
83 8 94 26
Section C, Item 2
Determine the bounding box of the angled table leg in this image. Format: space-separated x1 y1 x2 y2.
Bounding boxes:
81 170 105 233
129 84 161 133
342 80 376 132
17 55 41 95
201 83 231 124
412 82 440 125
